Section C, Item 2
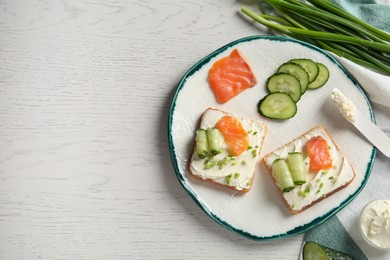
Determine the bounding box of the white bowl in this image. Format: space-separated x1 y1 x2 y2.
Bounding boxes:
359 199 390 250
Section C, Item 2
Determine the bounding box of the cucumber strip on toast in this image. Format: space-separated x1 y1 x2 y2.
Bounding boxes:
287 152 307 185
206 128 222 155
272 158 295 192
195 129 208 159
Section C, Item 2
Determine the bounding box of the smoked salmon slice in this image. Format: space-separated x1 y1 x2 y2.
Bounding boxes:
216 116 249 156
306 136 333 172
208 49 257 103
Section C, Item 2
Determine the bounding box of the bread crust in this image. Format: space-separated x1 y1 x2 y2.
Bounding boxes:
188 108 267 192
262 125 356 214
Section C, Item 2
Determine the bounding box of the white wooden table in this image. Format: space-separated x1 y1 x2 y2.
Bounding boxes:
0 0 389 259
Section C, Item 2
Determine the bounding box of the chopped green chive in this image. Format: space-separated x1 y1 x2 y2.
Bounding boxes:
234 173 240 178
247 146 253 150
252 149 257 157
292 203 296 209
241 160 247 165
226 174 233 185
218 158 228 169
248 130 253 134
253 131 258 135
204 160 216 169
319 182 324 189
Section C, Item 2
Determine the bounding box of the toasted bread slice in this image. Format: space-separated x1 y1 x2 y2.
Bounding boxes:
263 125 355 214
188 108 267 192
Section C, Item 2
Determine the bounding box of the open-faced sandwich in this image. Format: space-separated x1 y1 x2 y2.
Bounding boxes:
263 125 355 214
188 108 267 192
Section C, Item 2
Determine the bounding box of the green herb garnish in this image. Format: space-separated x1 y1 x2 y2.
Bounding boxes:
252 149 257 157
204 160 216 169
241 1 390 76
226 174 233 185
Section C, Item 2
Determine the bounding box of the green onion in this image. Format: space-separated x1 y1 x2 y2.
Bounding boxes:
240 0 390 75
307 0 390 41
226 174 233 185
252 149 257 157
204 160 216 169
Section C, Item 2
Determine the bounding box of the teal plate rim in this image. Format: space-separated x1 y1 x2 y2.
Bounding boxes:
167 35 376 241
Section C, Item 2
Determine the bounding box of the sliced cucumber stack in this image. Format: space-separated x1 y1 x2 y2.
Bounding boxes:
308 63 330 89
267 73 301 102
258 58 330 120
258 92 297 120
289 58 319 83
277 62 309 94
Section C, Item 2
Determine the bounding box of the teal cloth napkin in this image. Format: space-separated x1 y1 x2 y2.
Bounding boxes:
302 1 390 260
331 0 390 32
304 215 367 259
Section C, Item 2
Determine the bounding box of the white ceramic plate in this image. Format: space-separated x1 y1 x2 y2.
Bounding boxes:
168 36 376 240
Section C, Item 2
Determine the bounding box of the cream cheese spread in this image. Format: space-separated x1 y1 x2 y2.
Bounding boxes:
190 109 266 191
360 199 390 249
330 88 356 123
263 126 355 211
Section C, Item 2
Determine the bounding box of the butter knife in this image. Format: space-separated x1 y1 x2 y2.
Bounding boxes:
330 88 390 158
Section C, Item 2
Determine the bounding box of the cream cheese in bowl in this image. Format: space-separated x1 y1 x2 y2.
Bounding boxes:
360 199 390 250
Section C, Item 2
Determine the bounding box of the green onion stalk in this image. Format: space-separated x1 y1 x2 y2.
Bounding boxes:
241 0 390 76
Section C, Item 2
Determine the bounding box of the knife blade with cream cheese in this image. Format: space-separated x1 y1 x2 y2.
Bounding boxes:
330 88 390 158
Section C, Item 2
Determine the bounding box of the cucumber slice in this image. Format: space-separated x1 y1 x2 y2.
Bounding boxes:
308 63 330 89
322 245 353 260
272 158 295 192
266 73 301 102
303 242 329 260
289 59 319 83
206 128 222 155
195 129 208 159
287 152 307 185
303 241 353 260
258 92 297 120
277 63 309 94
